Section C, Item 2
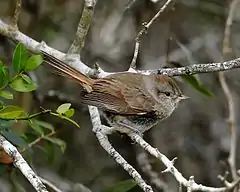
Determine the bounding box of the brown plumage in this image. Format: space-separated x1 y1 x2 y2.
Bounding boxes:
42 51 187 133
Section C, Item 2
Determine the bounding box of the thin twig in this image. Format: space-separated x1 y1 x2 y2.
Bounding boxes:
130 0 174 68
130 41 140 69
20 131 56 153
12 0 22 29
88 106 153 192
130 133 240 192
0 110 51 121
96 132 153 192
145 0 173 29
219 0 240 181
68 0 97 54
2 19 240 77
39 176 63 192
0 20 94 75
142 57 240 76
150 0 160 2
136 149 167 191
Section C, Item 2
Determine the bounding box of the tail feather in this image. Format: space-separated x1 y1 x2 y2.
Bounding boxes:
42 51 93 92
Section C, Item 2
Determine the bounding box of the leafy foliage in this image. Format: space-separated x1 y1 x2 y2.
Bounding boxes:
25 55 43 72
12 43 28 73
0 90 13 100
0 43 79 167
168 61 213 97
10 74 37 92
0 105 24 119
54 103 79 127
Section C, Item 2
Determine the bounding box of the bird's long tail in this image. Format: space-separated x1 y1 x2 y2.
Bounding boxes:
42 51 93 92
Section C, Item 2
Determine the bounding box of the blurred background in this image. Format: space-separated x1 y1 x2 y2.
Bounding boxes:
1 0 240 191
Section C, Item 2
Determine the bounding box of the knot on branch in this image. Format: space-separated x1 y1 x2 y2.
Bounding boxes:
161 157 177 173
187 176 195 192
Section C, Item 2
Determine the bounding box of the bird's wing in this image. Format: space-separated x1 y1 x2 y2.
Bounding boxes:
80 76 156 115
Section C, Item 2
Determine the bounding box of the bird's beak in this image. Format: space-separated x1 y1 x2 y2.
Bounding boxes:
179 95 190 100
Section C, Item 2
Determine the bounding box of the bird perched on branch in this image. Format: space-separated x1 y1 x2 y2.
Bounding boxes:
42 51 188 134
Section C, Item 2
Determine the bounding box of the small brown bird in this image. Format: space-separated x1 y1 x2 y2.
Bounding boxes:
42 52 188 134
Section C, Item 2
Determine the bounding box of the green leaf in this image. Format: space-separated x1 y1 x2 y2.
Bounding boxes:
50 112 80 128
28 119 44 136
1 130 28 148
43 136 66 153
65 108 75 118
104 179 137 192
168 61 213 97
21 74 32 84
34 119 54 131
12 43 28 73
59 115 79 128
25 55 43 72
28 119 54 135
0 64 10 87
0 105 24 119
0 90 13 100
56 103 71 114
10 75 37 92
182 75 213 97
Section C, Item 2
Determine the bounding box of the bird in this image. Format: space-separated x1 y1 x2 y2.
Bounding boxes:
42 51 188 134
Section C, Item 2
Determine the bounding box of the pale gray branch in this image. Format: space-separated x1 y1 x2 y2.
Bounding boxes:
130 0 173 69
145 0 173 29
142 57 240 76
0 135 48 192
11 0 22 29
39 176 62 192
219 0 240 181
136 149 167 191
1 19 240 78
68 0 97 54
87 106 153 192
0 19 94 76
130 133 240 192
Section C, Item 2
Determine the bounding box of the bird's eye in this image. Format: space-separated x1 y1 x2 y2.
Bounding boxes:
156 90 161 95
164 92 171 97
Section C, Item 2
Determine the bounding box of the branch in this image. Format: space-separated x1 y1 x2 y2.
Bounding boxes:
130 133 240 192
1 19 240 78
0 109 51 121
149 0 161 3
39 176 63 192
11 0 22 29
20 131 56 153
136 149 167 191
67 1 154 186
219 0 240 181
142 57 240 76
0 20 95 76
68 0 97 54
88 106 153 192
0 135 48 192
130 0 173 69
